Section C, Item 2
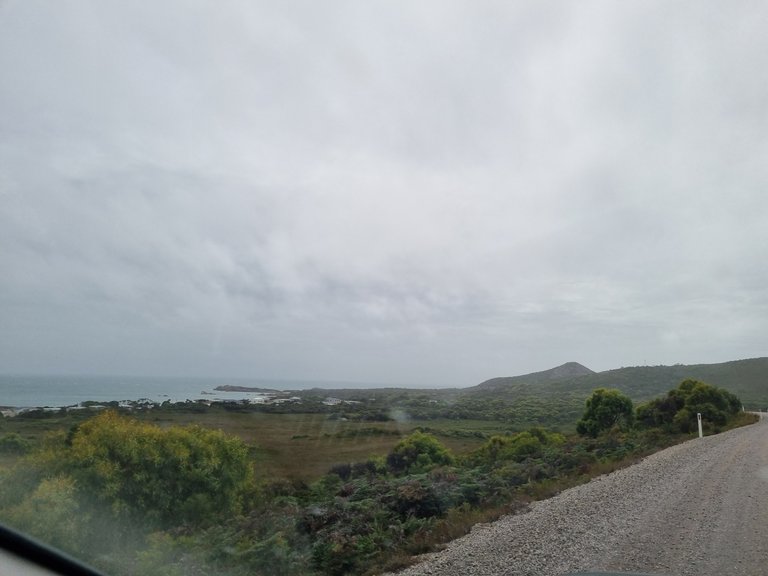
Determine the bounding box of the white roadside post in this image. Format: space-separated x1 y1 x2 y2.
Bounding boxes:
697 412 703 438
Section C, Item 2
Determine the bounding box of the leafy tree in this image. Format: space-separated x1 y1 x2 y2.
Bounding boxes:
637 379 742 433
386 431 454 474
64 411 254 527
576 388 634 437
685 380 740 425
636 393 684 429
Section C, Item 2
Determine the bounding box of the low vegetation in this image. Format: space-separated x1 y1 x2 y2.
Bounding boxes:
0 379 756 575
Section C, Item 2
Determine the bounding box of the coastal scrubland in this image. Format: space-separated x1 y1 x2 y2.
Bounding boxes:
0 373 756 576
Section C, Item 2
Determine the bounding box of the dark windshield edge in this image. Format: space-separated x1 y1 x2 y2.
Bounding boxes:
0 522 107 576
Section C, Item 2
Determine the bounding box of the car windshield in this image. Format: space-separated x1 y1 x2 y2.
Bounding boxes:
1 2 767 576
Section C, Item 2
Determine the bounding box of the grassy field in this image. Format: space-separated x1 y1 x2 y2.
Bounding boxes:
0 407 510 482
137 410 509 480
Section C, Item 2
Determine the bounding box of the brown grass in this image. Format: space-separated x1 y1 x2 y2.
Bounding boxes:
2 408 505 482
133 410 499 482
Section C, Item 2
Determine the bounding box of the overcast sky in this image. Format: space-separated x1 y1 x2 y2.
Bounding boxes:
1 1 767 386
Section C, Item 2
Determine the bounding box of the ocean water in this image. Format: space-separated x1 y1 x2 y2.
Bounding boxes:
0 374 380 409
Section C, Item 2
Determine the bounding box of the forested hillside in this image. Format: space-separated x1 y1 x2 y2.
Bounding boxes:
460 357 768 412
286 358 768 432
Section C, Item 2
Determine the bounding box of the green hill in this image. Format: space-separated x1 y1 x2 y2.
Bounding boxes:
473 361 595 391
444 358 768 428
462 357 768 410
285 358 767 432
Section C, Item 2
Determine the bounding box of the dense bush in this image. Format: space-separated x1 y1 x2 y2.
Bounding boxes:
0 411 255 573
3 475 86 552
0 432 31 455
636 379 741 433
386 431 454 474
65 411 254 527
471 428 565 466
576 388 634 437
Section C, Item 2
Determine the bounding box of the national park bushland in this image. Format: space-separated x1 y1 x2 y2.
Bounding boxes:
0 379 755 575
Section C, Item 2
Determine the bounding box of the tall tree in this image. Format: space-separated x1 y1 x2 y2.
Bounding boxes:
577 388 634 437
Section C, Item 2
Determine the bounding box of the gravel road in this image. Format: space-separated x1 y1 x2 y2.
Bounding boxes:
388 416 768 576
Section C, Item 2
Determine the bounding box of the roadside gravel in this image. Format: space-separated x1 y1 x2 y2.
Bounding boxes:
387 416 768 576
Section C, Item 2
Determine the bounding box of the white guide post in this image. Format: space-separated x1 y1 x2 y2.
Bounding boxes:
697 412 703 438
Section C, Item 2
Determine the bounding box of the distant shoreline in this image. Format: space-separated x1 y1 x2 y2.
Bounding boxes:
214 385 281 393
0 374 416 411
0 392 305 416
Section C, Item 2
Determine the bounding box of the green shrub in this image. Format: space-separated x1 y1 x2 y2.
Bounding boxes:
0 433 31 455
637 379 742 433
3 475 87 554
64 411 254 528
576 389 634 437
386 432 454 474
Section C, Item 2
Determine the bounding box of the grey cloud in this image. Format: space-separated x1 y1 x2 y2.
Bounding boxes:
1 1 767 384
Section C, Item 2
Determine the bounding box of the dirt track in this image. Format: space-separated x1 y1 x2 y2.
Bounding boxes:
390 416 768 576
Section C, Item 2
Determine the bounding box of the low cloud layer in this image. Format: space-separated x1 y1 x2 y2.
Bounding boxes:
2 1 767 385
